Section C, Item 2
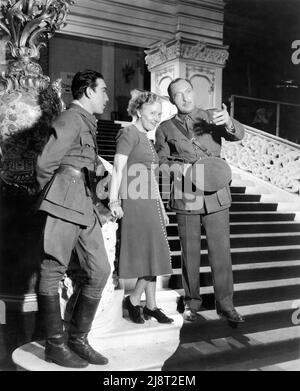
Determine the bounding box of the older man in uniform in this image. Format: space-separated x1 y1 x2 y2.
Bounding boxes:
155 78 245 325
36 70 111 368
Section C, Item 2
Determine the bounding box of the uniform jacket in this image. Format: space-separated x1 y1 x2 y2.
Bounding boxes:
36 103 99 226
155 107 245 214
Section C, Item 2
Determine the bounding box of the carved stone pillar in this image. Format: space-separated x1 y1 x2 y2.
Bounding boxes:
0 0 76 313
145 36 229 109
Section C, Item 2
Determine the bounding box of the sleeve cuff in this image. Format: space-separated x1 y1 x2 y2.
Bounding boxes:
225 121 236 134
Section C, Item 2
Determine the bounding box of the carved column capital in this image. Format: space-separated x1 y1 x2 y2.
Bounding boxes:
145 37 229 70
0 0 75 91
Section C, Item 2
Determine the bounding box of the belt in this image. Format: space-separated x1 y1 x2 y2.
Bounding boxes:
57 165 84 179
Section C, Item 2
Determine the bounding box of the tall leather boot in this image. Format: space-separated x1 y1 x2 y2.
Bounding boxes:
68 293 108 365
38 294 88 368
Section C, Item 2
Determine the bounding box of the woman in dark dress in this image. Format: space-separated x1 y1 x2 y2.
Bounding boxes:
109 91 173 324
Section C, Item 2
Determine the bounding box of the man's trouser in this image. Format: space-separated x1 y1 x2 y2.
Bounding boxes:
176 208 234 312
38 214 111 299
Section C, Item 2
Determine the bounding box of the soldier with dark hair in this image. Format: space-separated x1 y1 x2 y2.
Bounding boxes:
36 69 111 368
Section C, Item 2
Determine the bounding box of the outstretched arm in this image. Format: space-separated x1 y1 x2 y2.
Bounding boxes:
212 103 245 141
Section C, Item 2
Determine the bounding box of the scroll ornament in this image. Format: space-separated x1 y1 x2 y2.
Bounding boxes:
0 0 74 193
222 129 300 195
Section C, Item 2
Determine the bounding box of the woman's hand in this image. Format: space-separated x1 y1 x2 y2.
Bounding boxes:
109 203 124 220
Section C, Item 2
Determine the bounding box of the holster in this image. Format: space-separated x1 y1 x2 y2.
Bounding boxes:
81 167 98 201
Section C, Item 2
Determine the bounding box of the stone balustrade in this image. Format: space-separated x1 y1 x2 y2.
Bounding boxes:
222 125 300 195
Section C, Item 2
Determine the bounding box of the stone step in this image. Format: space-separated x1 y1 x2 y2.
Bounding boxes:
12 340 175 371
149 291 298 322
11 291 300 371
253 359 300 371
98 146 116 152
164 201 299 213
163 325 300 371
229 186 271 195
168 233 300 252
166 221 300 235
171 247 300 268
169 261 300 288
230 202 278 211
12 290 183 372
173 278 300 309
97 135 118 140
167 211 297 223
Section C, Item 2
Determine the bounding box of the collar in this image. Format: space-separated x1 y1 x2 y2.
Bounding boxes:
70 101 97 126
176 107 209 124
175 107 200 123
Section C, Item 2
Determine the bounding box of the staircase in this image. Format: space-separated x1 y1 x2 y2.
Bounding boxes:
96 119 121 164
96 120 300 371
12 120 300 371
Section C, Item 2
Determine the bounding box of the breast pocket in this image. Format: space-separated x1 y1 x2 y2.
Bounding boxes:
80 133 96 149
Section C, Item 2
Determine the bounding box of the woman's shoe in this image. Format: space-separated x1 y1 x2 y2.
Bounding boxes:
123 295 144 324
143 307 174 324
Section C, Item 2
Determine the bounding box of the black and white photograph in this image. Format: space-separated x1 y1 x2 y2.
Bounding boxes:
0 0 299 377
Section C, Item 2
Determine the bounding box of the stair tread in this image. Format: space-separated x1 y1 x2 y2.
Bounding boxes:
255 359 300 371
168 232 300 240
167 210 297 215
175 277 300 295
171 244 300 256
194 299 299 320
180 325 300 356
12 340 174 372
167 221 300 226
171 260 300 274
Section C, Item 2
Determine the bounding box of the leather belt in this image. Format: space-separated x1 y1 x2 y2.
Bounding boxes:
57 165 84 179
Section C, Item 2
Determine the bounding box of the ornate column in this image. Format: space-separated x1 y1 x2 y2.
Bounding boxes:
0 0 76 313
0 2 119 329
145 35 229 109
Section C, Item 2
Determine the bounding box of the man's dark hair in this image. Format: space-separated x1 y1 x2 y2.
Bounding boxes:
167 78 193 104
71 69 104 100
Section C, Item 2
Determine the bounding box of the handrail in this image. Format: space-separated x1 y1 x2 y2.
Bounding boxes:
229 94 300 108
244 124 300 150
229 94 300 140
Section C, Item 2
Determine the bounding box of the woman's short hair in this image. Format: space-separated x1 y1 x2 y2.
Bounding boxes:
127 90 161 117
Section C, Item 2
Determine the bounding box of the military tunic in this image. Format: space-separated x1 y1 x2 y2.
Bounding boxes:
155 107 245 311
36 103 110 299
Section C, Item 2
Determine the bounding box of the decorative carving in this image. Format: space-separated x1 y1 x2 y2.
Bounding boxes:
0 0 75 91
145 39 229 70
222 127 300 195
0 1 73 192
186 65 215 93
145 39 181 70
181 42 229 65
155 65 175 93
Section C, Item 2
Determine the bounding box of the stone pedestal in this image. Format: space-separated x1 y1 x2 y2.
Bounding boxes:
145 36 229 109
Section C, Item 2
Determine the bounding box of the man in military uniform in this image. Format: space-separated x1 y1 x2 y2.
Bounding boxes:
36 70 111 368
155 78 245 325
